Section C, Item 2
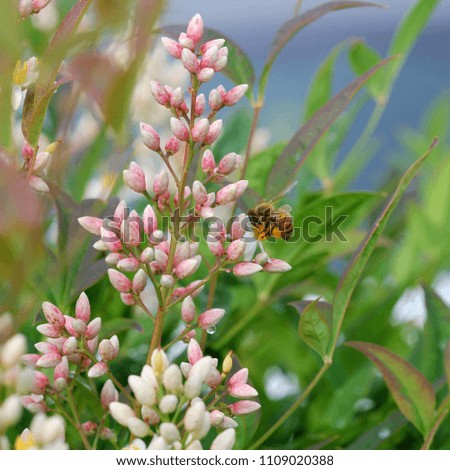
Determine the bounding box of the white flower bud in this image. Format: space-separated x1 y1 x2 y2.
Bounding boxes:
0 395 22 432
109 402 135 426
162 364 183 393
188 356 214 382
0 334 27 368
184 376 202 399
159 394 178 414
210 428 236 450
128 375 157 407
127 417 149 438
184 400 206 433
160 422 180 443
151 349 169 376
148 436 169 450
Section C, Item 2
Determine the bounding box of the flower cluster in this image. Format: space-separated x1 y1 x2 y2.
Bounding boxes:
109 343 260 450
15 413 67 450
21 292 120 414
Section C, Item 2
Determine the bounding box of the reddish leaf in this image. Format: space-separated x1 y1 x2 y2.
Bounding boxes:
347 341 436 436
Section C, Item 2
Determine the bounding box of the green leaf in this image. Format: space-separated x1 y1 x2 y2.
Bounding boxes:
294 299 331 360
328 138 438 357
259 1 384 96
445 343 450 390
265 56 397 199
347 341 436 436
349 40 384 99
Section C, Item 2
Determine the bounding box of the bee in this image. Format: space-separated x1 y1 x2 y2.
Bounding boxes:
247 202 294 241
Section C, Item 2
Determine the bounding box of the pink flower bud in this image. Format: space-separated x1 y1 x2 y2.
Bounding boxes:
123 161 147 193
99 336 119 361
170 117 189 142
86 318 102 340
22 354 41 366
228 382 258 399
88 361 108 378
263 258 292 273
133 269 147 293
195 94 206 116
143 205 158 235
72 319 87 335
209 89 222 111
187 338 203 365
29 175 49 192
160 274 175 288
34 342 57 355
117 256 140 272
178 32 195 50
233 262 263 277
223 84 248 106
182 296 196 323
201 149 216 174
154 249 169 271
170 87 185 109
201 45 218 68
200 38 225 55
150 81 170 106
213 53 228 72
181 49 198 73
165 136 181 155
100 226 122 252
218 152 240 175
54 357 69 383
228 400 261 415
82 421 98 436
226 239 246 261
42 302 65 327
140 247 154 264
161 37 182 58
216 183 237 205
174 241 190 266
198 308 225 330
192 180 208 205
187 13 204 44
33 151 50 174
203 119 222 145
36 352 61 368
174 256 200 279
22 394 47 413
120 293 136 306
87 336 98 354
191 118 210 143
62 337 77 355
139 122 161 151
197 67 214 82
32 371 49 394
108 269 132 293
101 380 118 410
199 206 214 218
19 0 34 17
74 292 91 323
36 323 62 338
22 140 34 159
236 180 249 198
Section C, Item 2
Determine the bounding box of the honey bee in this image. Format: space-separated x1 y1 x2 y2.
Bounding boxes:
247 202 294 241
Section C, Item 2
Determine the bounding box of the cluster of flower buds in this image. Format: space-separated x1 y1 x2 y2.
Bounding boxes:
21 140 60 193
0 313 35 449
21 293 119 413
15 413 67 450
19 0 51 18
109 343 259 450
201 149 242 179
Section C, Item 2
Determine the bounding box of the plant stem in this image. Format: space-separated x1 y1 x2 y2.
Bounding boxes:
147 305 165 363
66 384 92 450
250 362 331 449
240 101 263 179
421 395 450 450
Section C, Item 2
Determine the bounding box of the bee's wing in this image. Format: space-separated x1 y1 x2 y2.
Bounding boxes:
267 180 299 205
278 204 292 213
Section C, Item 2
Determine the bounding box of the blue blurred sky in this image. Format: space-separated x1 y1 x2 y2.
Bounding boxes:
162 1 450 188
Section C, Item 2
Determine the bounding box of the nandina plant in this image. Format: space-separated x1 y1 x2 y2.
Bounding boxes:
1 0 449 451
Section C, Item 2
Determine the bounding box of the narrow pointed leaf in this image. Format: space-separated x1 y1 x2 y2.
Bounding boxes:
266 56 397 198
259 1 384 95
349 40 384 98
445 343 450 390
347 341 436 436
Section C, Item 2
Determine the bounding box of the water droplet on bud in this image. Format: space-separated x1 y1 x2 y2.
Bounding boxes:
207 326 216 335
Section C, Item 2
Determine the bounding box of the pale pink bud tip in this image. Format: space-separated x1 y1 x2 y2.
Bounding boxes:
181 49 199 74
36 353 61 368
139 122 160 151
201 149 216 174
42 301 65 327
108 269 132 293
204 120 222 145
191 118 210 143
170 117 189 142
153 170 170 196
192 180 208 205
88 362 108 378
123 161 147 193
195 94 206 116
198 308 225 330
161 37 182 59
150 81 170 106
229 400 261 415
263 259 292 273
233 262 263 277
78 216 103 235
197 67 214 83
223 84 249 106
216 184 238 206
174 257 200 279
75 292 91 323
211 428 236 450
187 338 203 365
218 152 240 175
187 13 204 44
165 136 181 155
181 296 196 323
226 239 246 261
